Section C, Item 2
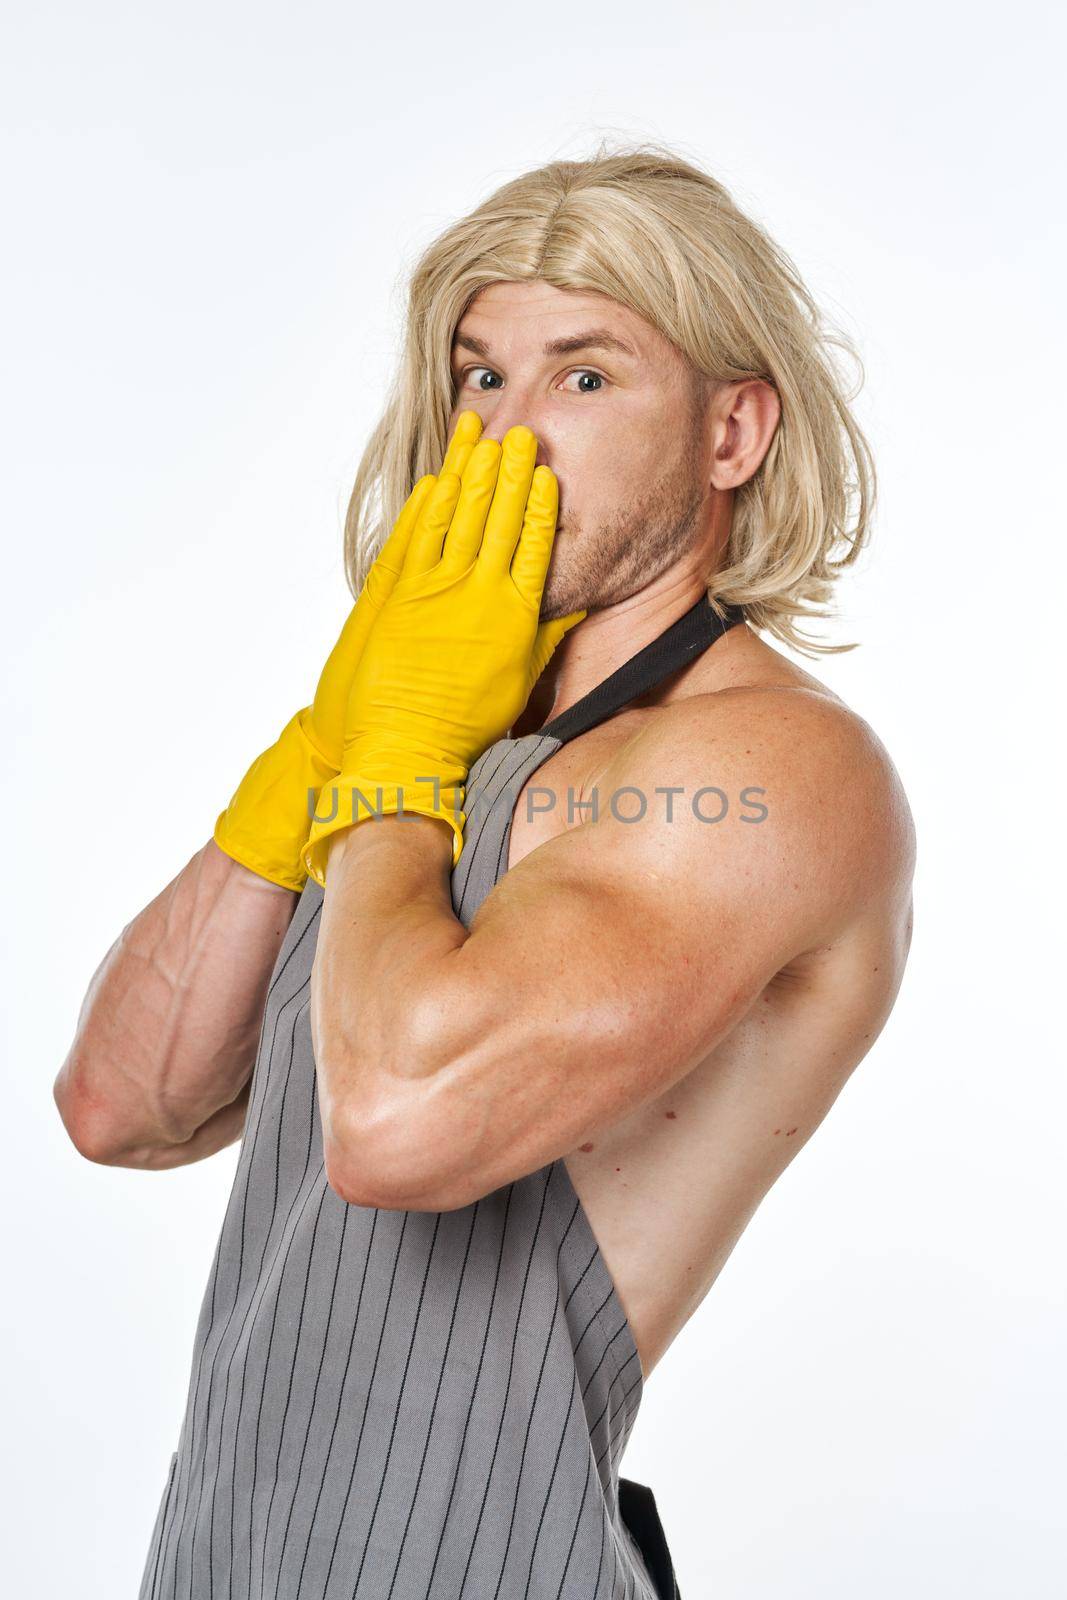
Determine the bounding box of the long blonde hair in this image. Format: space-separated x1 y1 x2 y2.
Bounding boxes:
344 139 876 656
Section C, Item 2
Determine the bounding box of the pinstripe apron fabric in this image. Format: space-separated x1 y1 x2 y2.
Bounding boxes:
139 594 743 1600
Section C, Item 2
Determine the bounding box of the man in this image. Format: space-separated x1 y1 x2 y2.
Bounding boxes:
54 145 915 1600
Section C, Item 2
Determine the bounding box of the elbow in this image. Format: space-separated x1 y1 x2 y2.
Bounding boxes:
53 1071 121 1166
322 1091 449 1213
320 1079 395 1209
52 1050 178 1168
315 983 466 1212
318 1033 476 1214
313 1021 413 1210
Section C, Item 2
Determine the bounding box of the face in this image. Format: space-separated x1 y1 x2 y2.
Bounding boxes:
447 281 715 620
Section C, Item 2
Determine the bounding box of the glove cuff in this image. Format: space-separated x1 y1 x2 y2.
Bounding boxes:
302 773 467 886
213 708 338 893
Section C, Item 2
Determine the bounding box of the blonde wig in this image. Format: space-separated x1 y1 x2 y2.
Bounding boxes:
343 140 876 657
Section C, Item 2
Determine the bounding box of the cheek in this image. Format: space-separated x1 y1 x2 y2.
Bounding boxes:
557 396 667 479
555 430 642 514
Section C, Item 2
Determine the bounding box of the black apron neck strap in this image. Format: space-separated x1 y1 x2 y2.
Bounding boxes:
539 595 745 746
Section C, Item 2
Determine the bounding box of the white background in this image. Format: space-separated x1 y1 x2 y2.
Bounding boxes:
3 2 1064 1595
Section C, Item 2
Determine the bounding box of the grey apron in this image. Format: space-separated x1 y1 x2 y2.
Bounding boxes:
139 593 743 1600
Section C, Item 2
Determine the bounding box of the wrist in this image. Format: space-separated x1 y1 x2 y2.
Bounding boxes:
304 767 467 887
213 707 337 893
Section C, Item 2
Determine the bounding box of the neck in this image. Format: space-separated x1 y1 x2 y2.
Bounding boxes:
514 568 716 738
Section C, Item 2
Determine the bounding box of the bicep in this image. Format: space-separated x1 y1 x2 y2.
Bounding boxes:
447 689 880 1096
471 800 797 1063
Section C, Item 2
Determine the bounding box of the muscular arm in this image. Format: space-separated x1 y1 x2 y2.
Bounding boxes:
312 688 915 1212
53 839 298 1169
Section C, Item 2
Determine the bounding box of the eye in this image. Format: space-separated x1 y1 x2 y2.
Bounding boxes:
460 366 504 392
560 369 607 394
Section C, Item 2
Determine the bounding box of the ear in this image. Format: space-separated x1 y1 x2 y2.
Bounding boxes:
707 379 781 491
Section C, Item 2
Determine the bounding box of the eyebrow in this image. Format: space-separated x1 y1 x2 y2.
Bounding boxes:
452 327 639 362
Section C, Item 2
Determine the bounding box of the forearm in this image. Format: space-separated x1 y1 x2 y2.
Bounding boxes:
305 420 582 1199
90 1077 255 1171
311 815 471 1181
310 812 607 1212
54 839 298 1167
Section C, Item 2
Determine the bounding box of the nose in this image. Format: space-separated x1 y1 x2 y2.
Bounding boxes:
475 395 553 470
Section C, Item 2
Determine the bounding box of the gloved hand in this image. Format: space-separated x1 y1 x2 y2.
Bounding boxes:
212 411 484 891
302 423 586 884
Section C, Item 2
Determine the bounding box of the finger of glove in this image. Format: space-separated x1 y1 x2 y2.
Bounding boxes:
439 409 483 481
404 471 466 577
478 426 539 578
436 438 502 579
361 474 438 618
509 465 560 609
392 415 480 580
309 477 435 755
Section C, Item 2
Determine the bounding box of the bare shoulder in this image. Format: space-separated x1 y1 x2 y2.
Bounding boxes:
602 646 917 953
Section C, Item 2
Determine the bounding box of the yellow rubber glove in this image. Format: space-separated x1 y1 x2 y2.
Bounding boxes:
303 423 586 884
212 413 484 891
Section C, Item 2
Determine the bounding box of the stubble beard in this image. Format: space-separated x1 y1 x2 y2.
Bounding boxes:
537 416 710 623
543 395 710 624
